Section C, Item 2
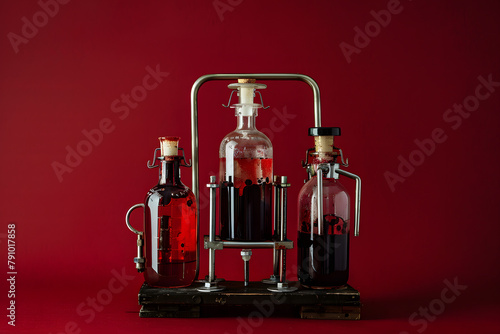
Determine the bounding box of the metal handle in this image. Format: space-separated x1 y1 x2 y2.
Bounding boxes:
125 203 144 235
125 203 146 272
336 169 361 237
191 73 322 201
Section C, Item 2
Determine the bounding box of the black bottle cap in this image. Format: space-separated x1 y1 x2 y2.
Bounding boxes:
308 127 341 136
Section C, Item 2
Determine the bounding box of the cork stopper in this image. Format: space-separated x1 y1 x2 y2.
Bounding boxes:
238 79 256 83
159 136 180 157
227 80 267 116
314 136 334 153
308 127 340 155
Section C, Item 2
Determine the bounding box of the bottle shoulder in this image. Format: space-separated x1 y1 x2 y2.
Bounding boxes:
220 129 272 146
147 183 194 200
220 130 273 158
299 177 349 197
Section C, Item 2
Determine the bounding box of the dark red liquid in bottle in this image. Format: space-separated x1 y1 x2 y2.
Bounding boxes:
143 158 197 288
220 182 272 241
219 158 273 241
297 215 349 287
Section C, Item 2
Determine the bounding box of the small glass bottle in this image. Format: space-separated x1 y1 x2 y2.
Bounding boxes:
297 127 350 288
143 137 197 287
219 80 273 241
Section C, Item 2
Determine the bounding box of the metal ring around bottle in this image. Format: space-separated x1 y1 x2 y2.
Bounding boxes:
125 203 144 235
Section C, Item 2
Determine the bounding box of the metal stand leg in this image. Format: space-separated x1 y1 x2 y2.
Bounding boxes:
197 176 225 292
263 176 280 284
268 176 297 293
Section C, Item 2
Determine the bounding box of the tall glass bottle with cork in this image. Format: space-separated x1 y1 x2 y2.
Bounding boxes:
219 79 273 241
142 137 197 287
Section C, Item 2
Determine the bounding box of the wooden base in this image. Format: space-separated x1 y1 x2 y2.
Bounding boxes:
138 281 361 319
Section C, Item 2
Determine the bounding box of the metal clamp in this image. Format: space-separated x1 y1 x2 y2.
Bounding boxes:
147 148 161 169
256 91 270 109
178 147 192 167
338 148 349 167
222 89 237 108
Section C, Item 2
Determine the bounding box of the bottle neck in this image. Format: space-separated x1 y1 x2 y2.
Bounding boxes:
158 158 182 186
236 115 256 130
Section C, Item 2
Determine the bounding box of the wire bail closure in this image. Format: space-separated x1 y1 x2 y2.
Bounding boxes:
222 89 270 109
147 147 192 169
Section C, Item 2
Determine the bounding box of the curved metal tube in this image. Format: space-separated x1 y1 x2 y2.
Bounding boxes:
190 73 322 280
336 169 361 237
125 203 144 235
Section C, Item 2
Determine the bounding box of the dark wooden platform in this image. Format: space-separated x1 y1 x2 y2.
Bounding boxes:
138 281 361 319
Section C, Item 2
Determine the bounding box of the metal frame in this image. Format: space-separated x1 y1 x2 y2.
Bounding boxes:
190 74 323 282
189 74 361 293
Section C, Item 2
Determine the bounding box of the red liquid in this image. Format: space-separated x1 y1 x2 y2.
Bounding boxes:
219 157 273 241
220 157 273 194
297 215 349 287
144 194 197 287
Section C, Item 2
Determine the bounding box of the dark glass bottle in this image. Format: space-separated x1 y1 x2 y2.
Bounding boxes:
143 137 197 287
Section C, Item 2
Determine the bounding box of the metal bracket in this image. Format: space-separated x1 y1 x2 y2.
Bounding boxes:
204 236 293 250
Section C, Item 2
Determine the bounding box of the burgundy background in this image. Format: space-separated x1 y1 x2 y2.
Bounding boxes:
1 0 499 333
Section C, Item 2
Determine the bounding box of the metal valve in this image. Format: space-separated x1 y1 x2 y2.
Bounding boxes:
134 234 145 273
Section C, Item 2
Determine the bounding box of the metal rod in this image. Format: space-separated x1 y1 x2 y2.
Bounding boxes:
282 177 288 239
272 247 278 279
274 176 280 238
230 178 235 240
279 186 284 283
244 260 249 286
337 169 362 237
208 249 215 282
279 250 284 283
317 167 324 236
280 176 288 283
218 241 293 248
273 175 280 277
208 175 217 282
190 74 322 280
209 176 216 243
280 188 285 240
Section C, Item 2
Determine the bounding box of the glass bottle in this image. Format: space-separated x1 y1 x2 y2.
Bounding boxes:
219 80 273 241
297 127 351 287
143 137 197 287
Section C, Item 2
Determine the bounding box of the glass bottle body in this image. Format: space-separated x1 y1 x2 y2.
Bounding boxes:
219 110 273 241
297 174 350 287
143 158 197 287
